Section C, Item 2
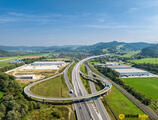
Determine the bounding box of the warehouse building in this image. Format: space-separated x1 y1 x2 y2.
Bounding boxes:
115 68 150 77
108 65 132 69
16 75 36 79
105 62 120 66
32 61 65 66
21 61 66 70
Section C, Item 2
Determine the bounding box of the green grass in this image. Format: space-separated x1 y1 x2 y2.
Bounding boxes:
122 77 158 99
22 53 49 57
80 64 91 93
90 61 101 65
80 64 87 74
80 75 91 94
103 87 148 120
23 104 76 120
67 62 76 85
0 56 17 60
129 58 158 64
122 50 140 58
0 91 3 99
30 75 69 98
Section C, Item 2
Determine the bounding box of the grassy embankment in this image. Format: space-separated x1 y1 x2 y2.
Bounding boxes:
80 64 91 94
0 91 3 99
90 61 101 65
129 58 158 64
67 62 76 85
30 74 69 98
102 87 148 120
123 77 158 114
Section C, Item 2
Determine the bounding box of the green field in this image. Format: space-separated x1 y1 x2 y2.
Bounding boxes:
30 75 69 98
67 62 76 85
0 91 3 99
122 50 140 58
90 61 101 65
104 87 148 120
0 56 17 60
129 58 158 64
0 53 49 67
80 64 87 74
122 77 158 99
22 53 49 57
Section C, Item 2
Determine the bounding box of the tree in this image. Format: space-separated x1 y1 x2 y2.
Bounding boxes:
6 110 21 120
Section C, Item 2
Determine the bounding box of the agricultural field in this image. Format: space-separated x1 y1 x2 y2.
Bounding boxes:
122 50 140 58
30 75 69 98
122 77 158 99
0 57 18 67
22 53 49 57
0 56 17 60
129 58 158 64
0 53 49 67
103 87 148 120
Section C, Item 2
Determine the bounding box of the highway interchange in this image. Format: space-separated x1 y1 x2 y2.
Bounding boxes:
24 55 112 120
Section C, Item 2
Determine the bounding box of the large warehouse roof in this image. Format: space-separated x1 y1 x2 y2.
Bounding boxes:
115 68 148 73
32 61 65 65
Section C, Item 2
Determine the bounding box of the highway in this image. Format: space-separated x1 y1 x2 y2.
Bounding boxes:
23 54 112 120
86 64 111 120
71 54 111 120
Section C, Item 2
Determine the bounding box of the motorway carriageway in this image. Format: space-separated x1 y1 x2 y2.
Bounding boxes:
24 55 112 120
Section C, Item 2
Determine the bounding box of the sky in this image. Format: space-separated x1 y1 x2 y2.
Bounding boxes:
0 0 158 46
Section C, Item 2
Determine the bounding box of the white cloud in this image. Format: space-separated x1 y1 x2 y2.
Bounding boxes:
129 8 139 13
85 24 142 29
0 17 17 23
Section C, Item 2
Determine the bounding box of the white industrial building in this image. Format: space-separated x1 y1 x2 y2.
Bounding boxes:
115 68 150 77
21 61 66 70
105 62 151 78
16 75 36 79
32 61 65 66
108 65 132 69
105 62 120 66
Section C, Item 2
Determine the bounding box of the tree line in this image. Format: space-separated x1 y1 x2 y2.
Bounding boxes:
132 63 158 75
95 66 151 105
0 72 41 120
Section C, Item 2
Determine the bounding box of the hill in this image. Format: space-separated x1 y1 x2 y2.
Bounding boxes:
75 41 153 55
0 49 11 57
141 44 158 57
0 41 154 55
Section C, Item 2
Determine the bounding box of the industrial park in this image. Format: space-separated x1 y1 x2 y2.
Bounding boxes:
0 1 158 120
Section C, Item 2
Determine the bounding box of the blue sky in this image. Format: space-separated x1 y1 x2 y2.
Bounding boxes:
0 0 158 46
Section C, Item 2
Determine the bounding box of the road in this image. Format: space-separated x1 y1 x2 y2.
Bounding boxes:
23 54 112 120
90 64 158 120
86 64 111 120
24 62 111 102
71 54 111 120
